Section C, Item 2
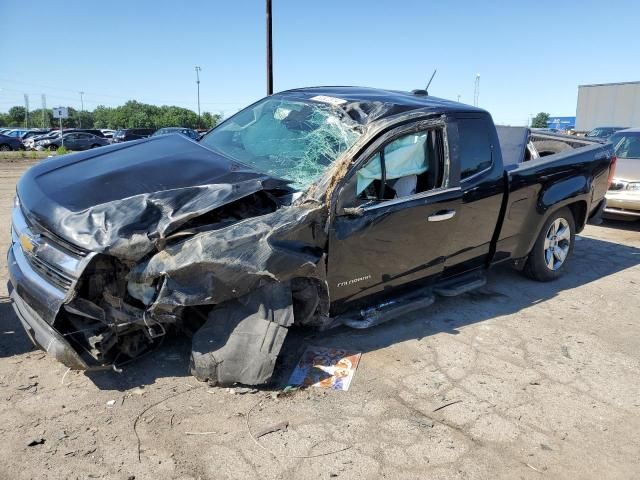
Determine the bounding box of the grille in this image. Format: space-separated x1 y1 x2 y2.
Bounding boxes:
26 254 74 291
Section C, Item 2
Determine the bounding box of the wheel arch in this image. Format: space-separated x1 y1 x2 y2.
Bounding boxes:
567 200 588 233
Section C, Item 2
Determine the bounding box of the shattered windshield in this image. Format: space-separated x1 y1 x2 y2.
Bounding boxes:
200 96 362 190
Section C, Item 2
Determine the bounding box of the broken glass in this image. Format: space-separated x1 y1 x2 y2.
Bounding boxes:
200 97 362 190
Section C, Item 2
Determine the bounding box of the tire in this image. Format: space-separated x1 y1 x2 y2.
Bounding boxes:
523 207 575 282
49 145 58 151
90 144 100 149
0 144 11 151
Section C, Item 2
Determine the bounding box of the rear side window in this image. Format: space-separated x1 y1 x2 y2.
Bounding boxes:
457 118 492 180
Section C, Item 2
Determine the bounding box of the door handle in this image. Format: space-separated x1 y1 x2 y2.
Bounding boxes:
428 209 456 222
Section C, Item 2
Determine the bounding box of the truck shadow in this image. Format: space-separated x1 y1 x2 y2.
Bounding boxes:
600 218 640 232
0 298 37 358
272 234 640 387
2 234 638 392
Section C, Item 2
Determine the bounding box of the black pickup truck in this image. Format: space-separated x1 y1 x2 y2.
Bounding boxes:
7 87 615 385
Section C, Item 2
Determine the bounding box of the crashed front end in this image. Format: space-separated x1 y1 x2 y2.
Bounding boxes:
8 186 330 383
7 135 339 384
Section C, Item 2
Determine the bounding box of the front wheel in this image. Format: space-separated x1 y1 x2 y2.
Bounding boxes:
0 144 11 151
523 207 575 282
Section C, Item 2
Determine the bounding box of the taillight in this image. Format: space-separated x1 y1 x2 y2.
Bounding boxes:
608 156 617 187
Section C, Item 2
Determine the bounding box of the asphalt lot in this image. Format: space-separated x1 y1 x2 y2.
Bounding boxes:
0 159 639 480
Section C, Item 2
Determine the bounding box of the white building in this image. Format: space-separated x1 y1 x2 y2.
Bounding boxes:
575 81 640 131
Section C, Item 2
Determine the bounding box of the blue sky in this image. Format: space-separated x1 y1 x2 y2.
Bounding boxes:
1 0 639 124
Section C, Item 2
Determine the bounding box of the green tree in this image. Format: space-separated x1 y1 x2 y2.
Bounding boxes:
531 112 550 128
7 106 27 126
29 108 54 128
201 112 222 129
3 100 217 130
92 105 114 128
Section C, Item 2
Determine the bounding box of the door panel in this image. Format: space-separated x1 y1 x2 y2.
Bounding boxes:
442 115 506 275
328 187 462 314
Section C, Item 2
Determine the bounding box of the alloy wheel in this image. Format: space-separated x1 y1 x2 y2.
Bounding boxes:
544 217 571 270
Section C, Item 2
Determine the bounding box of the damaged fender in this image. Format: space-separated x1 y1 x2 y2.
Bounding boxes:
190 282 294 385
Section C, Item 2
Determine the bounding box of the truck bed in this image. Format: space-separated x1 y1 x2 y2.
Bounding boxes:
494 131 613 263
497 125 603 170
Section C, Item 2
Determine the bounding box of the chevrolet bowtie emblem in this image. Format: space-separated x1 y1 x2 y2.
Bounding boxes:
19 233 37 254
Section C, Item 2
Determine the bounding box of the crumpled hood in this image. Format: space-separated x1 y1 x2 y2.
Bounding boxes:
17 134 290 261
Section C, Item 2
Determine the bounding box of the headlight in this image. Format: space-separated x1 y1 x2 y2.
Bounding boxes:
627 182 640 191
13 195 20 208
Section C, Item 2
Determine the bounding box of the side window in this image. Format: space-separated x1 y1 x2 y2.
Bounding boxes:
356 128 445 202
457 119 492 180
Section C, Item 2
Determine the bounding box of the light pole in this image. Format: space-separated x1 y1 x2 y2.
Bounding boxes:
473 74 480 107
79 91 84 128
457 94 461 103
194 66 202 128
24 94 29 128
266 0 273 95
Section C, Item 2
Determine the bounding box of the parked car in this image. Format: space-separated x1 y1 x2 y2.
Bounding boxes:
26 130 61 149
585 126 627 139
112 128 155 143
152 127 199 140
0 128 14 135
36 132 109 151
11 129 50 150
100 129 116 139
604 128 640 219
0 133 25 151
8 86 614 385
74 129 107 138
3 129 30 138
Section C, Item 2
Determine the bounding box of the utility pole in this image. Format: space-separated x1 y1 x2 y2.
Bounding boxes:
473 74 480 107
41 94 47 128
457 94 461 103
194 66 202 128
79 91 84 128
24 94 30 128
266 0 273 95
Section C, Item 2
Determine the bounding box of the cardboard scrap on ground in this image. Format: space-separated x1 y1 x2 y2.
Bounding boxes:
287 346 361 391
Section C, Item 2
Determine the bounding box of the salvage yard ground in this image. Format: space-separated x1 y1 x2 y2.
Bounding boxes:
1 159 639 480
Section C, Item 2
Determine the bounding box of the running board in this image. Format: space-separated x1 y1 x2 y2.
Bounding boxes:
433 272 486 297
337 289 435 330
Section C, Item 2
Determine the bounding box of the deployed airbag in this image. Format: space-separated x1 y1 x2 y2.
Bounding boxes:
357 132 428 194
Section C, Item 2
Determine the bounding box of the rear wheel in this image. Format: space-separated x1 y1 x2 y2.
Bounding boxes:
524 207 575 281
0 144 11 151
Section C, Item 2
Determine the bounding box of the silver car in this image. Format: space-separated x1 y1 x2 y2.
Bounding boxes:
605 128 640 219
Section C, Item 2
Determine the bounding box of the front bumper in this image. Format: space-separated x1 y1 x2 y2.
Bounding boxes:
7 206 92 369
605 191 640 218
7 280 87 369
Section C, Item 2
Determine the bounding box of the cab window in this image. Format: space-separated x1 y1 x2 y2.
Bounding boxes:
356 128 445 202
457 118 492 180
